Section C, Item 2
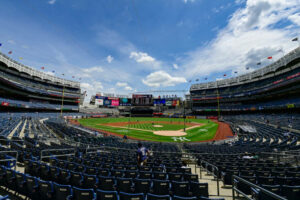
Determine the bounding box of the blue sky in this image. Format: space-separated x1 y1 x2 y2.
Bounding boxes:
0 0 300 100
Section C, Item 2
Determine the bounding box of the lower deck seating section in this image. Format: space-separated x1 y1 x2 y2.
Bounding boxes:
1 113 300 199
197 154 300 200
1 150 211 200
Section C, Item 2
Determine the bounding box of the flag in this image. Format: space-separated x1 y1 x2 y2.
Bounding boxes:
267 56 272 59
52 70 55 73
292 37 298 41
41 67 45 70
19 57 23 60
204 77 207 80
61 73 65 76
257 62 261 65
234 71 238 74
223 74 226 77
0 43 2 47
246 67 249 70
8 51 12 54
196 78 199 81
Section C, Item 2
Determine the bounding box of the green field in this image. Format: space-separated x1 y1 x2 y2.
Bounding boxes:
78 117 218 142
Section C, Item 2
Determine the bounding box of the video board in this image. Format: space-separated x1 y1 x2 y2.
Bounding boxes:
132 94 153 106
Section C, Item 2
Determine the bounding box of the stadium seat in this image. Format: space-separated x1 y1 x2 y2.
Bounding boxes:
53 182 72 200
116 177 133 193
139 171 152 179
133 178 151 194
281 185 300 200
189 182 208 197
146 193 171 200
25 175 39 199
173 196 197 200
83 174 98 189
171 181 189 197
38 179 54 200
119 192 144 200
72 187 96 200
152 180 170 195
96 189 119 200
98 176 115 191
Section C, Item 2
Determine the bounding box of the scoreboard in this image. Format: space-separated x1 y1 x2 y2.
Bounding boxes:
132 94 153 106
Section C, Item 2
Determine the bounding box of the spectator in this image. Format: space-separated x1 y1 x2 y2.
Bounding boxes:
137 143 149 166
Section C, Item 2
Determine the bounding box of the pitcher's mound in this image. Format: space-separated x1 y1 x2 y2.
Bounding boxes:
153 125 163 127
154 131 187 136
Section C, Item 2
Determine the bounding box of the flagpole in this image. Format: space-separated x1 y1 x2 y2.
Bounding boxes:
216 82 221 120
60 80 65 117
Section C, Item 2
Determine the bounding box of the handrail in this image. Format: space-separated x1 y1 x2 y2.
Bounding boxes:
232 175 287 200
40 148 76 161
200 159 220 196
0 150 18 170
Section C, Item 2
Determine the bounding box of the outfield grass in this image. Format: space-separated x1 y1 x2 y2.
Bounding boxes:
77 117 218 142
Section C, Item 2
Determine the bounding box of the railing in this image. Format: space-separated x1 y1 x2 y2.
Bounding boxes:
232 175 287 200
0 151 18 170
199 160 220 196
40 148 76 161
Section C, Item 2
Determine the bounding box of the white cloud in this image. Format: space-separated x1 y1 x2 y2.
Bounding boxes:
7 40 15 45
183 0 196 3
180 0 300 78
106 55 113 63
82 66 103 73
116 82 128 87
288 13 300 26
130 51 155 63
48 0 56 5
173 64 179 69
81 81 103 101
142 71 187 87
124 86 133 91
116 82 133 91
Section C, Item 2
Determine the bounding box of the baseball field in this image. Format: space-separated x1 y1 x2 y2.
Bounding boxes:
76 117 230 142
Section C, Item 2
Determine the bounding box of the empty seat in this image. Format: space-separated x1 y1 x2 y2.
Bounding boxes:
152 180 170 195
281 185 300 200
189 182 208 198
72 187 96 200
83 174 98 189
171 181 189 197
169 173 183 181
139 171 152 179
173 196 197 200
98 176 115 191
119 192 144 200
134 179 151 194
53 182 72 200
146 193 171 200
38 179 53 200
153 172 167 180
96 189 119 200
116 178 133 193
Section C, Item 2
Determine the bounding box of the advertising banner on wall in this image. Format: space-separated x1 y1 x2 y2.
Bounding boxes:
95 99 104 105
103 99 111 106
111 99 119 106
166 100 172 106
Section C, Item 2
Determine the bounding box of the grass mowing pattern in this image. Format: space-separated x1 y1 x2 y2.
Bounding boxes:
78 117 218 142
